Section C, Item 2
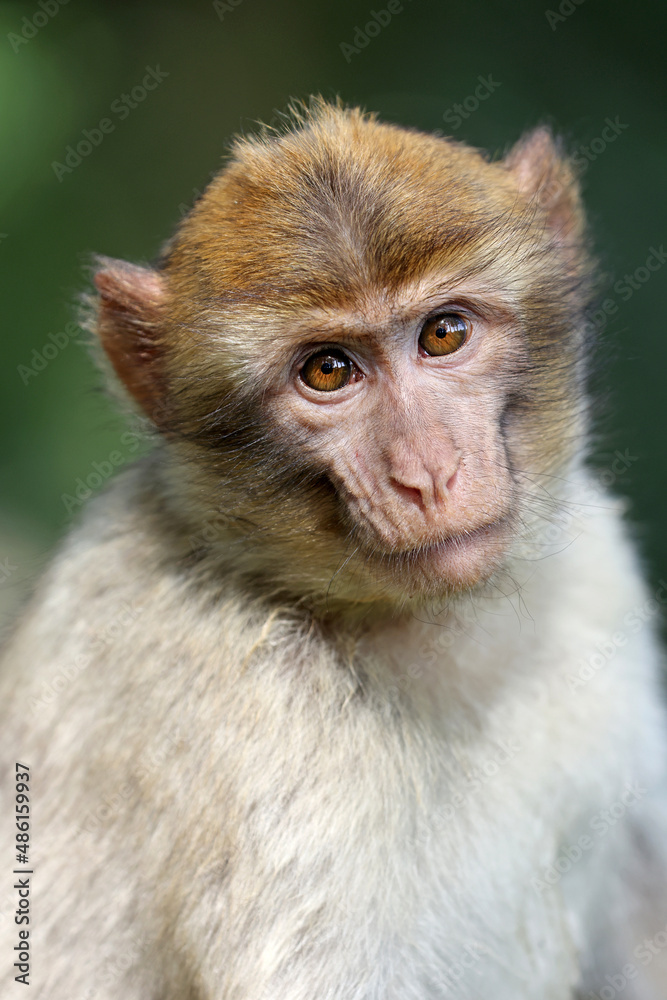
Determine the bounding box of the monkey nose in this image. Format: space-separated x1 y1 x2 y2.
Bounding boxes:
390 480 429 511
389 462 457 512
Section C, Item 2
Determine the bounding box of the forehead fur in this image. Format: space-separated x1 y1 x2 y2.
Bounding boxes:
163 102 544 313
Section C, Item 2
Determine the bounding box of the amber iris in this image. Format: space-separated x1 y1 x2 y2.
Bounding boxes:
300 350 351 391
419 314 469 356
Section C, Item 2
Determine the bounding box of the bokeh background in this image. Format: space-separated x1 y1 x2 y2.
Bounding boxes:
1 0 666 631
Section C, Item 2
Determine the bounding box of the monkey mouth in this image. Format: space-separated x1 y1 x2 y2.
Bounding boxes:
365 515 515 591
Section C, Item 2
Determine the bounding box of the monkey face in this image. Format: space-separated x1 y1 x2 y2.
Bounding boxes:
93 102 592 608
263 283 521 597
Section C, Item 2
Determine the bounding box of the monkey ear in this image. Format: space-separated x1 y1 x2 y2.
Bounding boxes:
504 127 584 246
94 259 166 422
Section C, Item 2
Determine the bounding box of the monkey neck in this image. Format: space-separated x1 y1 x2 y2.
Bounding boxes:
73 447 626 734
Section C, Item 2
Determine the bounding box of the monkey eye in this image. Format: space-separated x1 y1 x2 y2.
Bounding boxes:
418 313 469 356
300 350 352 392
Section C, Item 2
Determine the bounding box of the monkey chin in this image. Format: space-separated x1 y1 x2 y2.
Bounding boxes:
371 517 515 601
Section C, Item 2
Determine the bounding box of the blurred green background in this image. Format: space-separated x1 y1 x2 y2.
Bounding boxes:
1 0 666 627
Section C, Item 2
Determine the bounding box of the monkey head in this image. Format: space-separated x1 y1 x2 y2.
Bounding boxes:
92 100 593 611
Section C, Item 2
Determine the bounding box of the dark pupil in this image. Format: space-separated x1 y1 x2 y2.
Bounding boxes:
321 361 334 374
436 326 447 338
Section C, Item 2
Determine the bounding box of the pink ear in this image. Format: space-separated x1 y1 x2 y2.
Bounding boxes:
505 127 584 246
94 259 166 422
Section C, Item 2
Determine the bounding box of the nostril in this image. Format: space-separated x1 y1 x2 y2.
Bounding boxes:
446 468 458 492
391 481 426 510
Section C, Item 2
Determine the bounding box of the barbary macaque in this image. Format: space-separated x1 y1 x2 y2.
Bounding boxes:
2 98 667 999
